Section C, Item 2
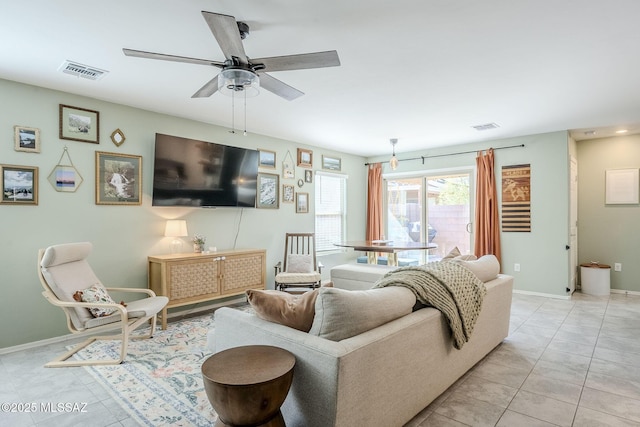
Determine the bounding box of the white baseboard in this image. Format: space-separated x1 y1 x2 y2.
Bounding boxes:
611 289 640 297
513 289 571 300
0 296 245 355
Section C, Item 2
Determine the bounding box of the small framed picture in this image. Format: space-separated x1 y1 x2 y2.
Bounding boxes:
48 165 83 193
59 104 100 144
14 126 41 153
1 164 38 205
297 148 313 168
282 184 295 203
305 169 313 183
258 149 276 169
257 172 279 209
296 192 309 213
95 151 142 205
322 155 342 171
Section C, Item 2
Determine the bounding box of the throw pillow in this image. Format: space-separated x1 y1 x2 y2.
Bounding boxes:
308 287 416 341
246 289 318 332
286 254 314 273
74 283 119 318
453 254 478 261
441 246 462 261
455 254 500 282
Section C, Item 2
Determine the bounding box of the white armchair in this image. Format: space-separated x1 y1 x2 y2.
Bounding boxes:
38 242 168 367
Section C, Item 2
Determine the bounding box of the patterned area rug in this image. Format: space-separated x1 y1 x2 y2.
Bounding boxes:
73 308 249 426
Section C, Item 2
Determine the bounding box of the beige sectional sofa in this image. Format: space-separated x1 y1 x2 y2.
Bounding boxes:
212 262 514 427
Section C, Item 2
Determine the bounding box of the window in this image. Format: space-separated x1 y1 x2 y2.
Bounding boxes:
315 171 347 251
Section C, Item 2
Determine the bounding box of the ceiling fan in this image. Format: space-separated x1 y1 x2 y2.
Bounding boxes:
123 11 340 101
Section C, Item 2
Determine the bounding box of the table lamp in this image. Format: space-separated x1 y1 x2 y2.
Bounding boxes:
165 220 188 253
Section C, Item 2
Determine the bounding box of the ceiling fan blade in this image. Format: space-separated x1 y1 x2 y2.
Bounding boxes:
258 73 304 101
201 11 247 64
123 48 224 67
191 75 220 98
252 50 340 72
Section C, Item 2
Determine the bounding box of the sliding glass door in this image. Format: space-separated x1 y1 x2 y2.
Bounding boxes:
386 172 472 264
425 174 472 260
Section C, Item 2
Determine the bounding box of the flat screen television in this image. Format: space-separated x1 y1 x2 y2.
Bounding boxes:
152 133 258 207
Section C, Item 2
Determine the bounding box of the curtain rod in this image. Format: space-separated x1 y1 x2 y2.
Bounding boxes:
364 143 525 166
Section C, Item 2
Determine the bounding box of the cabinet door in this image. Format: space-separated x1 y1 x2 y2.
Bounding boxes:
167 258 220 303
221 252 265 295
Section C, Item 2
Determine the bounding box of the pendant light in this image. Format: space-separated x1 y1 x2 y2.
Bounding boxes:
389 138 399 170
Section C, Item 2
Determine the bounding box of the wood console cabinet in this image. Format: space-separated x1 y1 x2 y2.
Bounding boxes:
148 249 266 329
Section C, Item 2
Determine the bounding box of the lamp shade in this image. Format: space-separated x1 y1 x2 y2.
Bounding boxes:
165 220 188 237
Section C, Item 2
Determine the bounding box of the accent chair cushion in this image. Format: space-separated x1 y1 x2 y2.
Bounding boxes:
309 286 416 341
286 254 314 273
455 254 500 282
246 289 318 332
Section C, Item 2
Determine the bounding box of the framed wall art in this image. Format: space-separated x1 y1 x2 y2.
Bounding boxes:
296 192 309 213
59 104 100 143
257 172 279 209
297 148 312 168
258 149 276 169
48 146 83 192
605 168 639 204
14 126 41 153
322 155 341 171
305 169 313 183
282 184 294 203
1 164 38 205
95 151 141 205
282 150 294 179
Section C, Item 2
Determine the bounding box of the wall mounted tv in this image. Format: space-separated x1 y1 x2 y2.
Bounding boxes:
152 133 258 207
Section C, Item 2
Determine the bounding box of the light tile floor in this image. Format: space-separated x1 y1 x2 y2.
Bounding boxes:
405 291 640 427
1 291 639 426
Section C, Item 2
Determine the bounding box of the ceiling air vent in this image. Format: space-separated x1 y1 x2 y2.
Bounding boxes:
59 61 108 80
472 122 500 131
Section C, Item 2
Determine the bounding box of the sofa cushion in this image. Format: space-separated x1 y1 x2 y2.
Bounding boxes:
309 287 416 341
455 255 500 282
246 289 318 332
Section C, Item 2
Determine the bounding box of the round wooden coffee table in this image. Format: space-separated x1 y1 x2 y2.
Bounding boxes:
202 345 296 427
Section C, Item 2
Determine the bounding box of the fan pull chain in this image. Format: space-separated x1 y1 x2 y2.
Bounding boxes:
243 89 247 136
228 89 235 134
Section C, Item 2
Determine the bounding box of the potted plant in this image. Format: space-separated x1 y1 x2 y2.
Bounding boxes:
192 234 206 253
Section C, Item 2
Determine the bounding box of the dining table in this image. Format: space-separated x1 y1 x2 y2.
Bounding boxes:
334 240 437 266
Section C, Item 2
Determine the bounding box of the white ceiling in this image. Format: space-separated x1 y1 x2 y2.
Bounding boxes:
3 1 640 157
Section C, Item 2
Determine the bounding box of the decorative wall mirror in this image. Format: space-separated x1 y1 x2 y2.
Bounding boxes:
110 128 126 147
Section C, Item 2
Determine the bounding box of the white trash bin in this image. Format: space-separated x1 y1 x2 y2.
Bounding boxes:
580 263 611 296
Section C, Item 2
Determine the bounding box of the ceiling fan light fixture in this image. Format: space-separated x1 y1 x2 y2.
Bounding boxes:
218 67 260 97
389 138 399 170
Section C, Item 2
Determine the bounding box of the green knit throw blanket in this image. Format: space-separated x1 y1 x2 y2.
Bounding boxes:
374 262 486 349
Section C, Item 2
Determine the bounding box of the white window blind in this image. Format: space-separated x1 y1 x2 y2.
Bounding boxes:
315 171 347 251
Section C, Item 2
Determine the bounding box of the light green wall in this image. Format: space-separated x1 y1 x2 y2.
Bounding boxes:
366 131 571 296
0 78 365 348
577 134 640 292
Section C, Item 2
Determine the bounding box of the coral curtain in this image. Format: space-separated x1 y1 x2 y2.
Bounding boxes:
366 163 383 241
474 149 502 263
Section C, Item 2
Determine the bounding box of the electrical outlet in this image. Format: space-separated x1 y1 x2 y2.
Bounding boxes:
514 263 520 272
615 263 622 272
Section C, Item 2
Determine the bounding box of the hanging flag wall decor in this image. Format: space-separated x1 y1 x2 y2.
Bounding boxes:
502 164 531 232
